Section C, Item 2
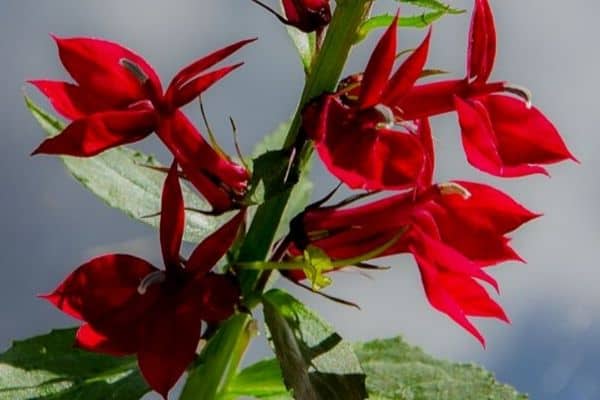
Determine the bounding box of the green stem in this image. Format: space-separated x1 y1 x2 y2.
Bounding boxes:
179 2 373 399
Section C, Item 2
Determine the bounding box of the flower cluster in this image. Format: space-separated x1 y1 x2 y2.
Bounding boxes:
32 37 253 397
289 0 575 345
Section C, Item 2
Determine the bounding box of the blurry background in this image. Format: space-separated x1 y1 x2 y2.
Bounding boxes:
0 0 596 398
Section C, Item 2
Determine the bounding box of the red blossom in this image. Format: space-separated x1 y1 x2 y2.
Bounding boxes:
42 163 245 398
250 0 331 33
30 36 255 212
396 0 576 177
302 14 432 190
287 180 539 345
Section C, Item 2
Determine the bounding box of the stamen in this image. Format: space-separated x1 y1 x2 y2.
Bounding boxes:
137 271 166 295
374 104 396 129
503 83 533 109
120 58 149 85
438 182 472 199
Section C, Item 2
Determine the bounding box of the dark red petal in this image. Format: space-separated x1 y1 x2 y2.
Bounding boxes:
32 109 155 157
75 324 137 356
138 296 203 398
467 0 496 83
168 38 255 92
156 111 248 212
42 254 159 335
170 63 244 109
195 273 240 323
454 96 548 177
28 80 107 119
416 118 435 189
382 29 432 106
415 255 486 346
187 211 245 275
358 14 398 109
160 162 185 270
442 180 540 234
281 0 331 32
483 94 578 166
53 36 162 104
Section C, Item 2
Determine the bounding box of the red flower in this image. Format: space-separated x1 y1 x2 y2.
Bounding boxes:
30 36 255 212
250 0 331 33
288 180 539 345
42 163 245 398
302 15 431 190
396 0 576 177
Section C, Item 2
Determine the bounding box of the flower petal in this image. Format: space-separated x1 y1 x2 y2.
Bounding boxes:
53 36 162 104
482 94 577 166
75 324 137 356
454 96 548 177
137 295 203 399
168 38 256 92
187 211 245 275
42 254 160 347
382 29 432 106
32 109 155 157
160 162 185 270
467 0 496 84
358 14 398 109
170 63 244 109
28 80 107 119
196 273 240 323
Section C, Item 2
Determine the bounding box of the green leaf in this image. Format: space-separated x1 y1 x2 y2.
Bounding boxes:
0 328 148 400
25 96 222 243
355 336 528 400
262 289 367 400
223 358 290 400
230 335 527 400
286 26 316 73
357 12 446 42
397 0 464 14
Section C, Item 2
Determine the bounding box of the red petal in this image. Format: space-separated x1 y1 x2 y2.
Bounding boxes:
196 273 240 323
454 96 548 177
281 0 331 32
167 38 255 93
137 295 203 398
42 254 159 335
156 111 248 211
160 162 185 270
382 29 432 106
170 63 244 109
312 98 424 190
467 0 496 83
358 14 398 109
416 255 486 346
416 118 435 189
53 36 162 104
32 109 155 157
28 80 107 119
482 94 577 166
440 274 508 322
187 211 245 275
75 324 137 356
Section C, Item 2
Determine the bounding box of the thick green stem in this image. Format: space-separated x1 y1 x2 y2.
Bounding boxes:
179 2 373 399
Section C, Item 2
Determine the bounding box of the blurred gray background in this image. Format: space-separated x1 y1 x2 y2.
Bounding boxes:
0 0 596 398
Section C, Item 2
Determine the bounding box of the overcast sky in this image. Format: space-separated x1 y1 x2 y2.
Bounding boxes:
1 1 598 399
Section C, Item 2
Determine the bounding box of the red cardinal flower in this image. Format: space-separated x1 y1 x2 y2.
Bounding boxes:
42 163 245 398
396 0 576 177
250 0 331 33
302 15 431 190
30 36 255 212
288 179 538 345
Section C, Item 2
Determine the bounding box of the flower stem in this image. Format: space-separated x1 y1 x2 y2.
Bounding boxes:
179 2 374 399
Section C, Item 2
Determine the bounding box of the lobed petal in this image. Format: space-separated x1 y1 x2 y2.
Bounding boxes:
467 0 497 84
32 109 155 157
28 80 108 119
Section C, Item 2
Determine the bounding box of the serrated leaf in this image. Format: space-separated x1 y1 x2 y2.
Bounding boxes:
355 336 528 400
0 328 148 400
25 96 223 243
262 289 367 400
231 335 527 400
357 12 446 42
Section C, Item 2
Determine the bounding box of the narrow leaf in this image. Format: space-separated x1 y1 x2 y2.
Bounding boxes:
357 12 445 42
25 96 222 243
397 0 464 14
0 328 148 400
262 289 367 400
